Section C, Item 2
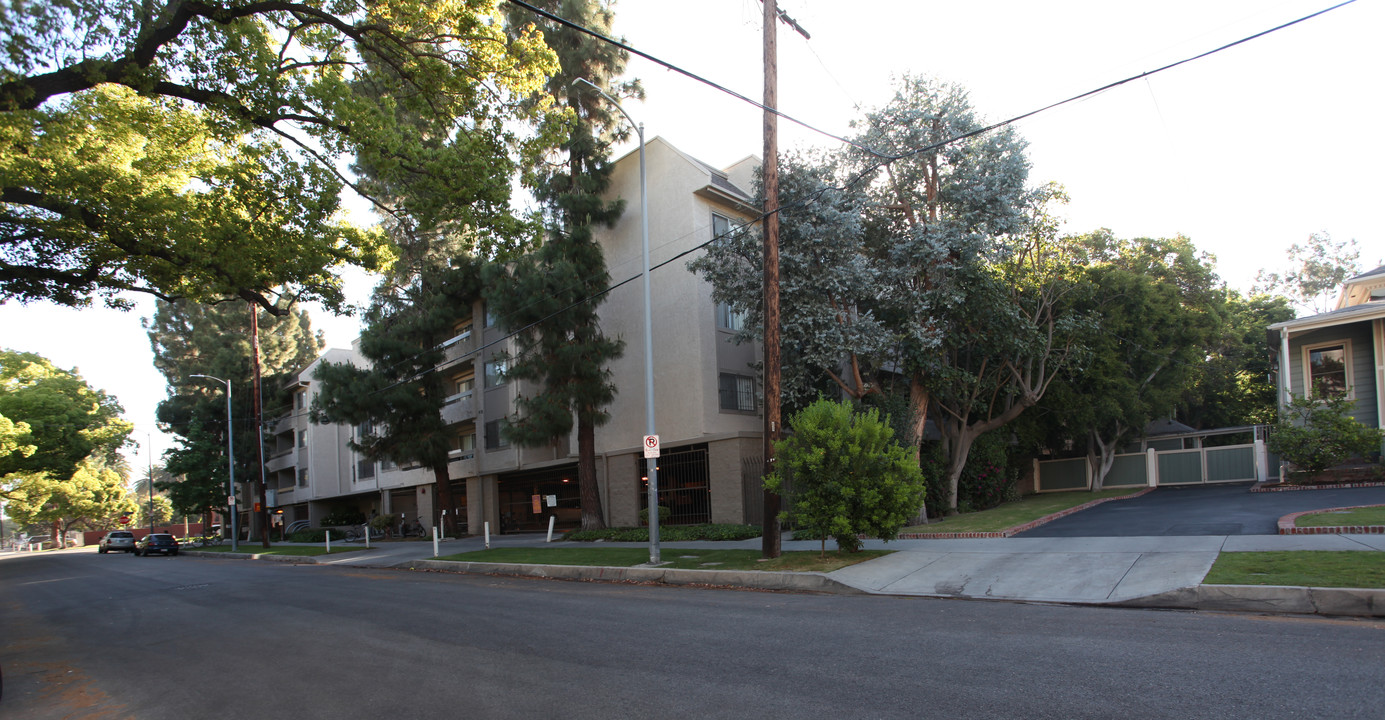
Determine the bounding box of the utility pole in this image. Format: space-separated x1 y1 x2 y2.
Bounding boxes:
250 304 270 548
760 0 809 559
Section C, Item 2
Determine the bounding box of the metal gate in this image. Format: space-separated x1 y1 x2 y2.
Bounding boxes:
639 444 711 525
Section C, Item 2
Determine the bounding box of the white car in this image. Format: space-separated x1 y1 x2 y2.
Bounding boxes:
98 530 136 553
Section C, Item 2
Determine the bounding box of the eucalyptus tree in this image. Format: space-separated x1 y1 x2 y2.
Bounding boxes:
1253 232 1362 315
0 0 559 311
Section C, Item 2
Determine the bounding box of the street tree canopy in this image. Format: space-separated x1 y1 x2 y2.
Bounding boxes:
0 0 560 311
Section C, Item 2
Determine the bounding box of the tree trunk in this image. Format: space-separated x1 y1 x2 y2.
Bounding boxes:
431 465 458 537
907 376 931 463
942 425 978 514
1088 426 1121 492
577 413 606 531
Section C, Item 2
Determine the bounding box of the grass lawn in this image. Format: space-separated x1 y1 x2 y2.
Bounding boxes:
1204 551 1385 588
900 487 1144 533
188 545 371 557
1294 505 1385 527
437 547 890 572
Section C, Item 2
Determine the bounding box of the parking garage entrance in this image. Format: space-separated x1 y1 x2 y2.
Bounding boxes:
497 464 582 533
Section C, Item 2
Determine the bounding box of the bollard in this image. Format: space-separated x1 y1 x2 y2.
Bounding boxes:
546 515 556 543
365 525 370 549
484 521 490 550
325 529 331 553
432 525 439 558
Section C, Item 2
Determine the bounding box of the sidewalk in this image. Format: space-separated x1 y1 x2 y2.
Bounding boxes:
193 531 1385 617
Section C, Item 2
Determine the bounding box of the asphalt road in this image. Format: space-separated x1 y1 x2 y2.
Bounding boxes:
2 550 1383 719
1018 482 1385 537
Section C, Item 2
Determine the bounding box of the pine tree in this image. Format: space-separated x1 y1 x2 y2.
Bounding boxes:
484 1 640 531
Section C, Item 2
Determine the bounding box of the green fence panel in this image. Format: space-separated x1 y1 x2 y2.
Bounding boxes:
1206 445 1255 482
1038 458 1088 491
1104 454 1147 487
1157 450 1203 485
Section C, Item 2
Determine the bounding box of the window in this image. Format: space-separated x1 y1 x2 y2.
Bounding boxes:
484 358 507 388
484 420 509 450
484 303 498 328
297 430 307 448
717 302 748 332
453 375 475 396
295 391 305 410
451 432 477 457
719 373 755 412
711 213 732 243
297 467 308 487
1303 340 1352 397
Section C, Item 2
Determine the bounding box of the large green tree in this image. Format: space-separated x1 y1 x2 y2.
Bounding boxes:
312 260 484 537
1040 232 1224 489
0 0 558 311
482 0 640 531
4 459 136 544
0 350 134 542
147 300 322 539
1180 291 1294 429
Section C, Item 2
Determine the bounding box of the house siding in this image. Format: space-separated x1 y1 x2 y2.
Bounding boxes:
1287 320 1378 426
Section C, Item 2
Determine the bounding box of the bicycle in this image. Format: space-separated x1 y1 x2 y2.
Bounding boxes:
196 533 224 547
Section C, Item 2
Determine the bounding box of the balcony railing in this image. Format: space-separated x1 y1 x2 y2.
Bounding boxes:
441 329 473 365
440 391 476 425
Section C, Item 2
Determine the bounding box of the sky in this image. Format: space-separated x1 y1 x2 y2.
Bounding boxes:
1 0 1380 479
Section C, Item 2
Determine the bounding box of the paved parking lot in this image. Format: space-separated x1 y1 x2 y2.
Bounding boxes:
1018 482 1385 536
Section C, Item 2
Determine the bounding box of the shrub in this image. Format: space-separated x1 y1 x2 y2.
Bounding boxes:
1270 394 1384 477
638 505 671 526
767 399 925 553
956 431 1018 514
288 529 331 543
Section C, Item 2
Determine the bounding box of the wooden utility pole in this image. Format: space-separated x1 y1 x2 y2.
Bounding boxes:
759 0 808 559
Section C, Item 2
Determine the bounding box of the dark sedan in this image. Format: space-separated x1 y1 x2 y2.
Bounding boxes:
134 533 180 557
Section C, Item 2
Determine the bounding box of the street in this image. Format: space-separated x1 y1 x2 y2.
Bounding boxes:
2 550 1382 719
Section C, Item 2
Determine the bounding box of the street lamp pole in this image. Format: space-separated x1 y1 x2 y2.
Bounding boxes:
573 77 659 564
190 374 238 551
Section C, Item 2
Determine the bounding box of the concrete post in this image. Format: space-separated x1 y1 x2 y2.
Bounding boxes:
1146 449 1158 487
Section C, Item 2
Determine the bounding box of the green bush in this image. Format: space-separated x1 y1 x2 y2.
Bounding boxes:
956 431 1018 514
767 398 925 552
318 508 365 527
564 524 760 542
638 505 671 526
288 529 331 543
1270 394 1384 477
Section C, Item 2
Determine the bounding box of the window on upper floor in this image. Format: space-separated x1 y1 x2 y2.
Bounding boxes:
712 213 732 243
484 419 509 450
297 467 308 487
718 373 756 413
450 430 477 457
717 302 748 332
1304 340 1353 398
484 358 507 388
483 303 498 329
297 430 307 448
453 374 475 396
295 391 305 410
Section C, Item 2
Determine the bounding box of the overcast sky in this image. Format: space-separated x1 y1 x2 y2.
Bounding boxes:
2 0 1380 478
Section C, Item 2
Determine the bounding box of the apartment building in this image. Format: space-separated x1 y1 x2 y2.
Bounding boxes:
271 138 767 534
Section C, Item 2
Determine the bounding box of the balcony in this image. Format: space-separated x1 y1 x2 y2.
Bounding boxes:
440 391 476 425
447 451 477 479
265 448 296 473
441 329 473 366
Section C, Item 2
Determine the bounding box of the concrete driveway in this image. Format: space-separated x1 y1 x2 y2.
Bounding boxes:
1017 482 1385 537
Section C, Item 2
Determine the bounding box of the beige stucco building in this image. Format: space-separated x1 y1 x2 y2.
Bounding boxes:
269 138 767 534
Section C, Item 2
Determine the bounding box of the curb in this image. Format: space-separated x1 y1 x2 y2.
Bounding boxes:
179 549 323 564
896 487 1157 539
392 558 866 595
1252 480 1385 493
1113 584 1385 618
1276 505 1385 534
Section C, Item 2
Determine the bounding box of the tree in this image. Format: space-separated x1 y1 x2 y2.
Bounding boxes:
147 300 322 539
1040 232 1223 490
1 0 560 311
482 0 640 531
766 399 924 554
690 149 888 413
1180 291 1294 429
312 260 484 537
5 459 136 544
1254 232 1362 315
0 350 132 509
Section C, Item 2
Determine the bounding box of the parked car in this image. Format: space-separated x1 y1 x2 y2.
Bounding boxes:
134 533 179 557
98 531 136 554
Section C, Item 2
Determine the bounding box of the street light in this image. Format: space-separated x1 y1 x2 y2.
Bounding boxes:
190 374 238 552
573 77 660 564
